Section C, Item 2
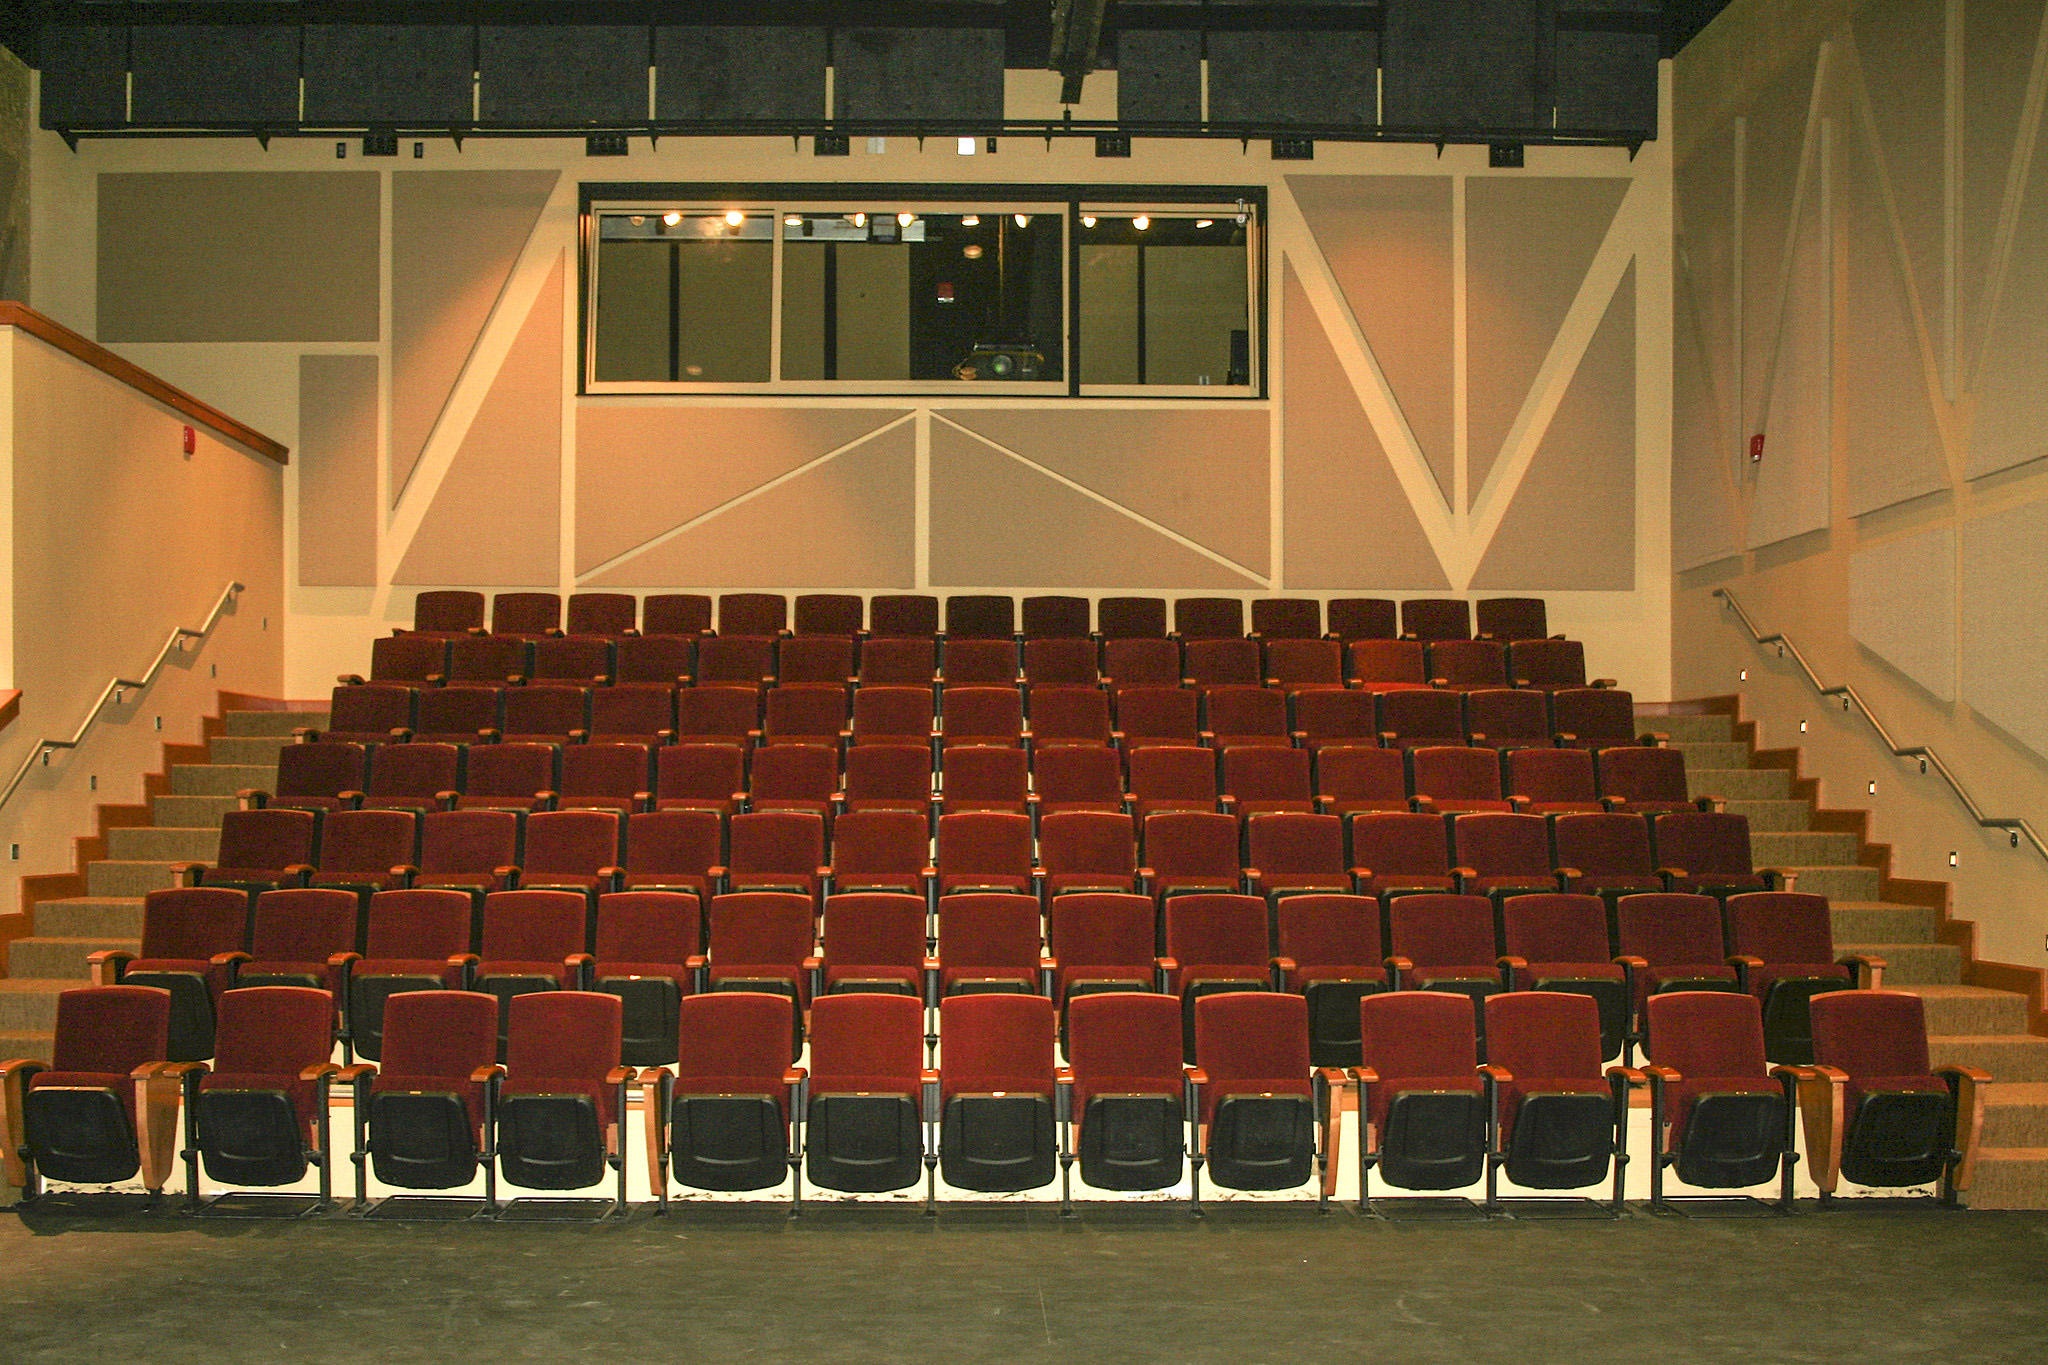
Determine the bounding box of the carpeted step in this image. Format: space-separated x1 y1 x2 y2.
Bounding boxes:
1669 740 1751 770
1777 864 1883 900
1965 1148 2048 1209
1688 767 1790 800
6 936 131 980
1640 713 1731 743
0 1030 54 1065
223 710 327 737
86 860 179 898
1928 1035 2048 1082
1753 830 1862 865
1722 798 1812 832
152 793 240 828
105 825 218 862
171 764 273 797
0 981 67 1033
1830 902 1941 944
208 734 296 766
1837 941 1962 986
28 897 144 939
1983 1085 2048 1148
1901 985 2032 1036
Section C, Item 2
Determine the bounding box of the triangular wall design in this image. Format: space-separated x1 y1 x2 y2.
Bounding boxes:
1471 263 1635 589
1279 263 1449 591
394 253 563 586
1672 267 1743 572
1287 174 1456 501
390 169 559 504
1748 143 1832 551
1850 527 1956 702
586 423 916 588
1741 51 1820 439
929 423 1262 589
1958 0 2047 386
1464 176 1629 503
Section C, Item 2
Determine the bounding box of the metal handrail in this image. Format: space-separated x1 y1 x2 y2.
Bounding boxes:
1713 586 2048 864
0 581 244 815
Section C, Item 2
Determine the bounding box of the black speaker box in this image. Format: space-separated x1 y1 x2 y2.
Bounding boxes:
303 26 477 126
37 24 127 128
130 25 300 126
478 26 649 125
832 28 1004 122
656 26 828 121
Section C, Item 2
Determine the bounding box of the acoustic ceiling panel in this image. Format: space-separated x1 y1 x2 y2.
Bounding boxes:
303 25 477 126
1207 32 1376 127
36 24 127 127
478 26 648 125
656 26 828 121
1555 30 1658 135
1116 29 1201 124
1381 0 1541 131
833 28 1004 122
129 25 300 125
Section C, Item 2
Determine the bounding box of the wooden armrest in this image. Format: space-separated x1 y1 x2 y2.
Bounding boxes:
598 866 626 883
1727 954 1765 969
338 674 365 687
1605 1066 1647 1085
1452 866 1479 881
1640 1065 1682 1083
1155 956 1180 973
1936 1064 1994 1083
1767 1065 1807 1084
604 1067 637 1086
448 953 479 970
1384 955 1413 973
1496 954 1528 971
210 951 253 968
1409 794 1434 812
470 1064 506 1084
1346 1066 1379 1086
336 1063 378 1083
1185 1066 1210 1088
237 788 268 809
168 861 204 887
1613 955 1648 970
565 953 594 970
1271 955 1298 975
1554 865 1583 881
299 1062 343 1083
391 863 420 882
1476 1064 1514 1084
326 951 362 969
1655 866 1687 881
1591 678 1617 689
493 864 520 882
783 1067 808 1087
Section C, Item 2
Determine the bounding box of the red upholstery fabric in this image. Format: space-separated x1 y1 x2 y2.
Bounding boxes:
1048 894 1156 1001
829 810 930 894
748 744 840 816
1027 686 1113 745
869 595 939 638
459 744 557 811
38 986 173 1107
529 638 613 685
1409 747 1510 812
521 810 623 889
1274 895 1386 992
726 811 827 897
1400 599 1471 642
940 687 1024 747
1378 690 1465 749
1246 813 1347 893
1314 746 1407 814
1210 693 1296 753
1326 598 1397 642
1098 597 1167 640
615 637 695 687
502 991 624 1127
1252 598 1322 640
1726 893 1836 968
371 990 498 1130
850 686 935 743
858 640 938 688
940 746 1030 814
1112 685 1200 746
270 742 368 811
940 993 1054 1105
624 809 723 893
1595 747 1693 812
935 812 1033 893
499 685 589 740
945 595 1015 640
818 894 926 998
1128 748 1220 817
1475 597 1547 642
1103 640 1183 688
794 593 864 636
1184 639 1261 688
589 686 677 745
1294 691 1379 750
936 893 1041 993
416 810 519 891
1194 992 1312 1124
1552 813 1659 894
1643 991 1778 1144
1143 812 1240 891
1359 991 1482 1131
1616 893 1738 1015
655 745 746 815
806 993 924 1094
672 993 795 1115
777 636 855 686
413 590 485 634
492 592 561 637
1506 747 1601 812
445 640 529 688
362 743 464 811
201 986 337 1136
1463 689 1550 749
360 890 474 968
1068 993 1183 1121
942 639 1018 685
1033 747 1126 816
718 593 788 637
1022 639 1099 690
841 744 934 812
593 891 702 977
675 687 763 744
1174 598 1244 639
1022 596 1091 640
1348 813 1454 894
1550 688 1637 749
1389 894 1498 977
558 744 653 813
1162 894 1268 995
1349 640 1429 691
1451 813 1557 893
642 594 712 636
762 686 850 745
137 888 250 963
323 683 416 743
478 891 588 986
1507 639 1586 691
706 893 815 991
567 592 638 637
1038 811 1137 895
1427 640 1507 691
210 808 319 880
1501 894 1617 981
244 889 358 993
1484 991 1607 1142
1809 991 1947 1112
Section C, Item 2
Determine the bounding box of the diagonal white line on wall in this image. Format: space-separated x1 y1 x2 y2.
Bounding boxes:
1746 40 1834 453
927 411 1271 587
572 412 919 584
1457 187 1647 585
1271 198 1460 570
374 176 579 614
1963 2 2048 395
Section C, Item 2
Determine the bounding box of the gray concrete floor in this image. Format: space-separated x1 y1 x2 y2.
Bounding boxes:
4 1201 2045 1362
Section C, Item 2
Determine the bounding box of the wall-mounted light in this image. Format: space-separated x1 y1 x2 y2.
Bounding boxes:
963 244 983 260
961 214 980 227
958 137 976 155
628 215 645 226
1081 215 1096 228
1132 215 1150 231
1014 213 1030 228
852 212 867 228
784 215 802 227
724 210 746 227
1196 219 1214 228
898 212 915 227
662 211 682 227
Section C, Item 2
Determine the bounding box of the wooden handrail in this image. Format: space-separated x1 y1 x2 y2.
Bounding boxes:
0 302 288 464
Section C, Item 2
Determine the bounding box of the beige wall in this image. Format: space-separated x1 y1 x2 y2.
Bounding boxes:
0 324 284 898
24 70 1674 703
1672 0 2048 972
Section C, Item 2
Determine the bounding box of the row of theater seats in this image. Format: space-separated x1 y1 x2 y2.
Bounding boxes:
257 735 1698 821
181 805 1785 928
406 590 1556 644
88 880 1869 1070
356 634 1600 695
7 977 1979 1216
312 681 1649 758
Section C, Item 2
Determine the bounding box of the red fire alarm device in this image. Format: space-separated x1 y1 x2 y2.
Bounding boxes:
1748 433 1765 462
182 425 196 455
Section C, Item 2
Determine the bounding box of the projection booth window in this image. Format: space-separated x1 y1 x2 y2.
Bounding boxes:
585 195 1260 396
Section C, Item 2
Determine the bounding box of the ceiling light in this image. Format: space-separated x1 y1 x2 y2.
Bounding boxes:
961 214 980 226
724 210 745 227
852 212 866 228
628 215 645 226
1081 215 1096 228
1196 219 1214 228
963 244 983 259
1014 213 1029 228
898 212 915 227
661 211 682 227
784 215 802 226
1132 215 1150 230
958 137 976 155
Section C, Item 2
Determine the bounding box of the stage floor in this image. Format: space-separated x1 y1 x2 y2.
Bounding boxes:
4 1199 2045 1363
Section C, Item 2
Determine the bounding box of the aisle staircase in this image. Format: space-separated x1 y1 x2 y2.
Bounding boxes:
1655 707 2048 1209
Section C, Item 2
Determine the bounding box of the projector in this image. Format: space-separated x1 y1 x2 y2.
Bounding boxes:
953 343 1043 381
